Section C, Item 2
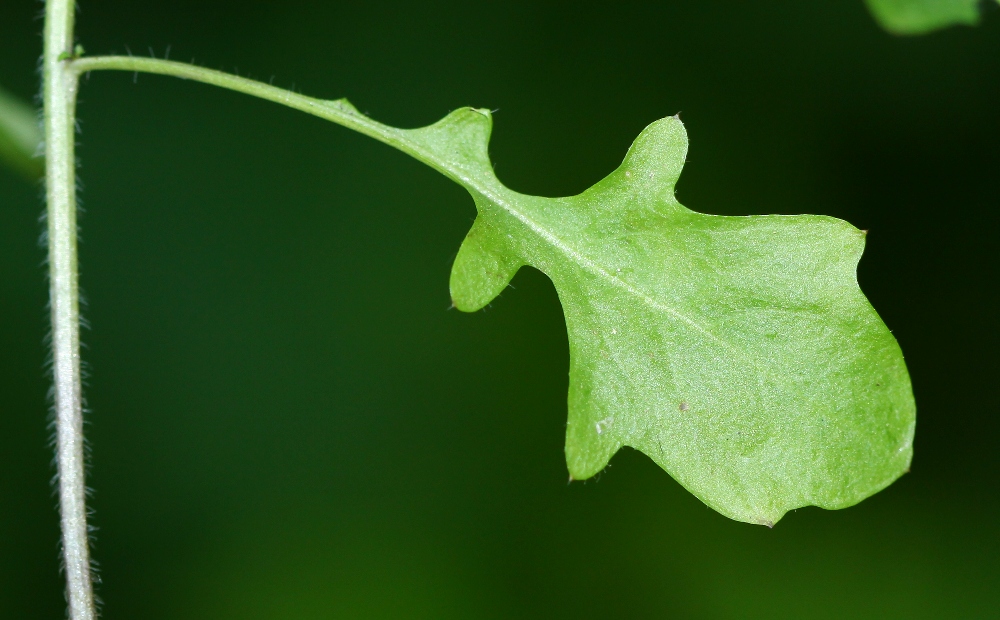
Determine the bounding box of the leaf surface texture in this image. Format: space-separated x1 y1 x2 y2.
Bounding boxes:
385 108 916 525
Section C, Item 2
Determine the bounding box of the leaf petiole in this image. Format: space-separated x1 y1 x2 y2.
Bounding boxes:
70 55 481 183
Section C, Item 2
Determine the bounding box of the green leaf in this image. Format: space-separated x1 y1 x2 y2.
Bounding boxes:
864 0 991 34
406 109 914 526
0 84 43 180
64 58 915 526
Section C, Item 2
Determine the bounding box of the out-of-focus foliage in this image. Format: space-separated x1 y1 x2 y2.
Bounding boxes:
0 85 42 180
865 0 997 34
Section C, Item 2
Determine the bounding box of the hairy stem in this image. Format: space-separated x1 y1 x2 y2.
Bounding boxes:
44 1 96 619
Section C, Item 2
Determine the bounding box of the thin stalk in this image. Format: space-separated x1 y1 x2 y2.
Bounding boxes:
72 56 393 138
44 1 96 619
69 56 469 183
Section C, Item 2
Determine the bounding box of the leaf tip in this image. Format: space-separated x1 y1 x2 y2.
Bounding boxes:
599 114 689 204
449 217 522 312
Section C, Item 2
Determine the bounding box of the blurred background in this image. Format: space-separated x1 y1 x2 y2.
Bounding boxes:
2 1 999 618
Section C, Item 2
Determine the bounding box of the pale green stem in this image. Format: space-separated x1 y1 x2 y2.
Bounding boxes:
71 56 467 182
44 1 96 619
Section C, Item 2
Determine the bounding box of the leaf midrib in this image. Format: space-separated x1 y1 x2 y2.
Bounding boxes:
416 140 728 349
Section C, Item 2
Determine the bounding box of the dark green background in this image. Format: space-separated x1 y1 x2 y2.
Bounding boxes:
2 1 999 618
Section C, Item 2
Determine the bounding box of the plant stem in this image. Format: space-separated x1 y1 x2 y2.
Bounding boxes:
73 56 393 135
69 56 476 183
44 1 95 619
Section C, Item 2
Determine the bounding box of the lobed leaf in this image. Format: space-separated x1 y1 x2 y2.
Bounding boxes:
64 57 915 526
0 84 43 180
864 0 995 34
396 108 915 526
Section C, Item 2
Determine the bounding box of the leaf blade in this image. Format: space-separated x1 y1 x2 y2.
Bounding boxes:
434 113 914 525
